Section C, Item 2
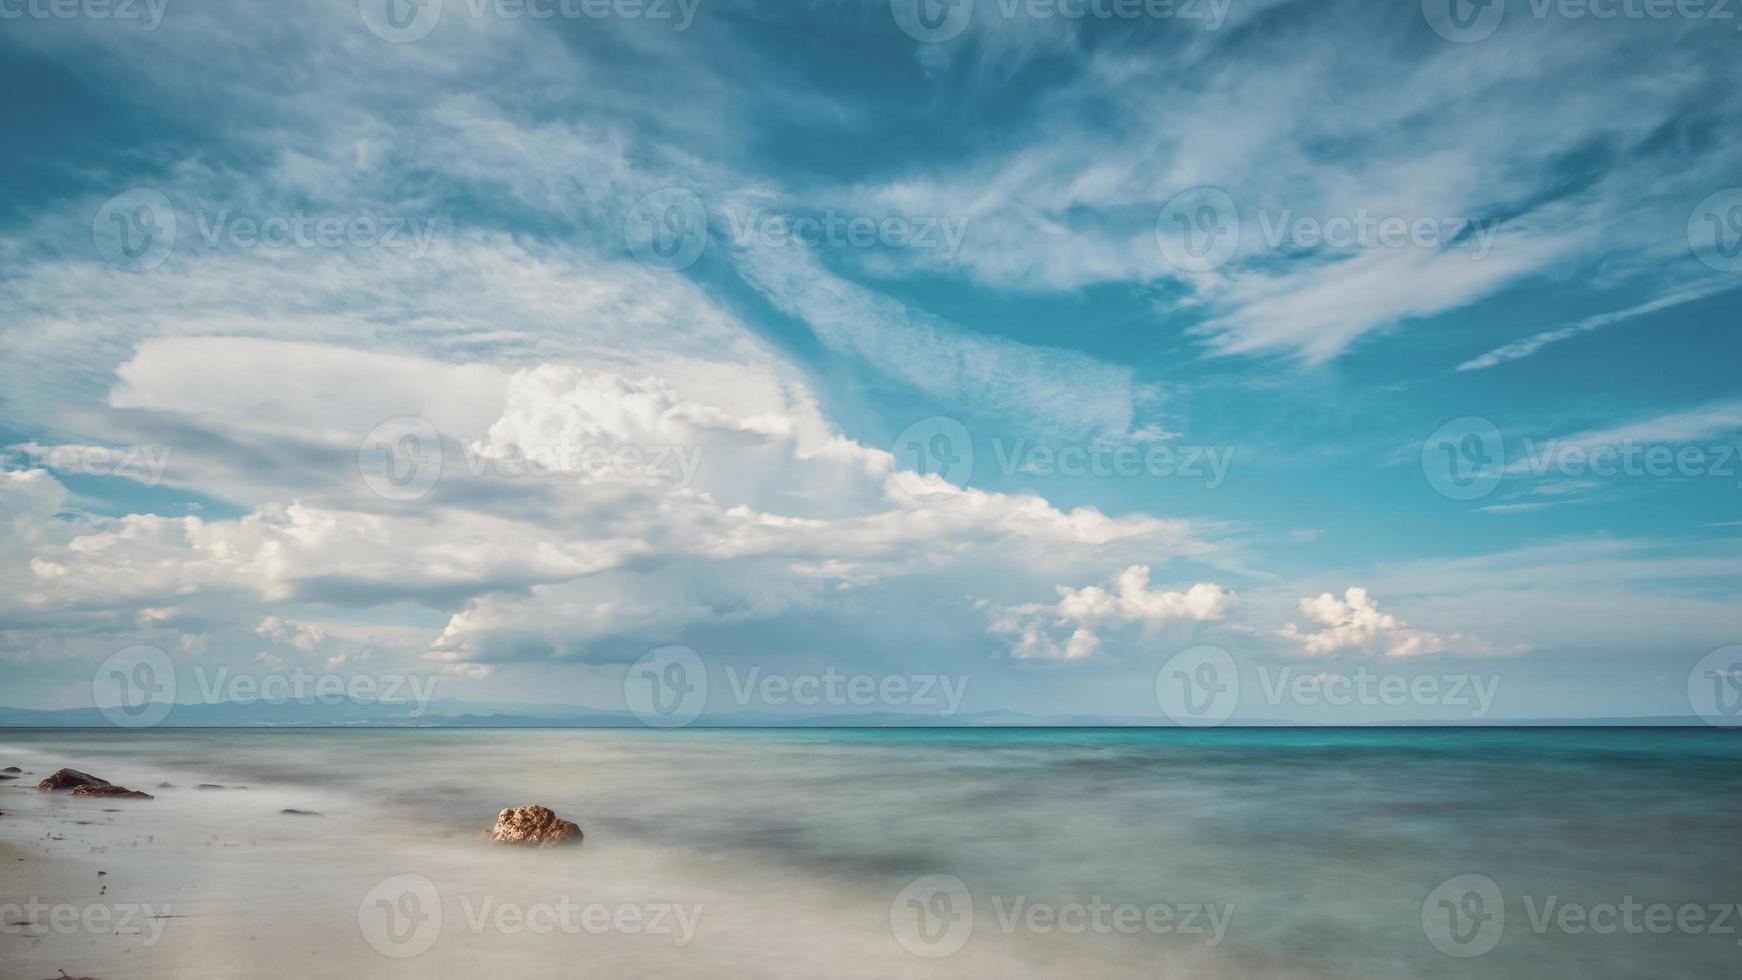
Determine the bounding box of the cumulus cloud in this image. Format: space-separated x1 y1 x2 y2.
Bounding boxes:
988 565 1233 661
1278 587 1487 658
0 342 1228 674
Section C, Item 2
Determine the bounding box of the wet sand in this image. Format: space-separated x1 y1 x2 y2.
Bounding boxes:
1 740 1256 980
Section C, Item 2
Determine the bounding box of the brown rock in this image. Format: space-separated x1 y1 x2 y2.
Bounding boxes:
2 766 21 773
71 785 153 800
488 805 582 848
38 769 111 792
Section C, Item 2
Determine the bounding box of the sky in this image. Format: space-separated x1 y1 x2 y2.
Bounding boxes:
1 0 1740 724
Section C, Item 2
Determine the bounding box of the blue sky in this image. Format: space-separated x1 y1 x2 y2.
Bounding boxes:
1 0 1740 722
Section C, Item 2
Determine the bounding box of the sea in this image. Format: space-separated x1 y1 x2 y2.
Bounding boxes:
1 726 1738 978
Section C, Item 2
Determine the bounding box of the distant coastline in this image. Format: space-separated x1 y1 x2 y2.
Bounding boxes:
0 699 1718 728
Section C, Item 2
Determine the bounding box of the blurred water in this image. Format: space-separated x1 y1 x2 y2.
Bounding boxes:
2 727 1739 978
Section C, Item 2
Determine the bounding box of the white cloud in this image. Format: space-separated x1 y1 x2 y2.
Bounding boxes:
1278 586 1489 658
988 565 1233 662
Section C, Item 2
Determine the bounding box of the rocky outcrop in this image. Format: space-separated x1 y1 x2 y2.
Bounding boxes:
70 785 153 800
2 766 21 773
488 805 582 848
39 769 111 792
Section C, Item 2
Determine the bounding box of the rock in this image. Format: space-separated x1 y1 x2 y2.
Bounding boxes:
39 769 111 792
195 784 238 790
279 809 321 817
488 805 582 848
0 774 17 780
2 766 21 773
157 783 175 789
71 785 153 800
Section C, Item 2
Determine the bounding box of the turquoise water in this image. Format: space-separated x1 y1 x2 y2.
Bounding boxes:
4 727 1740 978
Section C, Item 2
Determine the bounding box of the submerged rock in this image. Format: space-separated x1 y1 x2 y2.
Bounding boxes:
71 785 153 800
279 809 321 817
2 766 21 773
38 769 111 792
489 805 582 848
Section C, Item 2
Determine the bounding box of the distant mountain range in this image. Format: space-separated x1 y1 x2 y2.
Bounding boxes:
0 699 1713 727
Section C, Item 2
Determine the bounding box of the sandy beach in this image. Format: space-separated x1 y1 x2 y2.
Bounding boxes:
0 735 1257 980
